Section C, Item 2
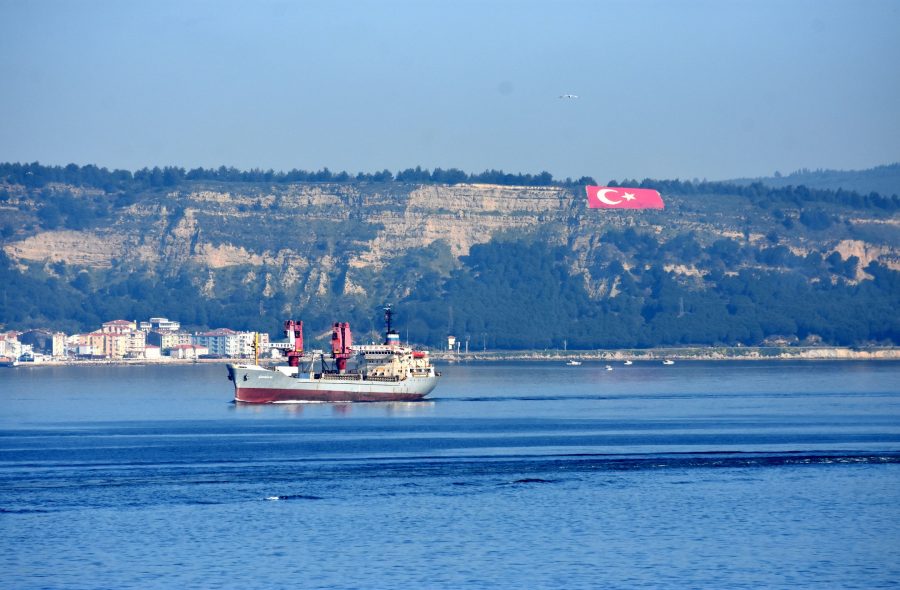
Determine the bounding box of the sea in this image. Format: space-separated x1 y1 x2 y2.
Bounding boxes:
2 360 899 589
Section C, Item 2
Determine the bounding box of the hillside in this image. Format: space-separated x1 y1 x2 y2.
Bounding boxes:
729 163 900 197
1 163 898 349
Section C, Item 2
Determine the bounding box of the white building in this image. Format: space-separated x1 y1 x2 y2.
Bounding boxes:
52 332 67 359
192 329 268 358
125 330 146 358
169 344 208 360
102 320 137 334
147 331 192 353
141 317 181 332
0 332 21 359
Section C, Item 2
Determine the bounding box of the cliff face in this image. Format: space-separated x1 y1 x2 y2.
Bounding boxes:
354 184 575 266
6 230 125 268
3 183 583 298
2 177 899 347
3 148 900 350
4 181 899 300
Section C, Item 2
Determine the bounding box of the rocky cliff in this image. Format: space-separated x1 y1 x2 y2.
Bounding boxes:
1 175 898 345
7 181 897 289
4 182 581 300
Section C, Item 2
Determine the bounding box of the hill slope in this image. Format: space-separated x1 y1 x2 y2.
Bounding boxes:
1 163 898 348
729 163 900 197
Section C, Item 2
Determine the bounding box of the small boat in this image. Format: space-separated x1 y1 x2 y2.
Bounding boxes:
662 359 675 365
566 360 582 366
605 365 613 371
623 360 633 366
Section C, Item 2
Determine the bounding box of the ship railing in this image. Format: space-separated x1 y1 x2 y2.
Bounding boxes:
364 375 401 383
354 345 412 355
317 373 364 381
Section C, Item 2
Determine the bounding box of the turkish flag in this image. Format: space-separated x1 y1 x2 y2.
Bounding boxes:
585 186 665 209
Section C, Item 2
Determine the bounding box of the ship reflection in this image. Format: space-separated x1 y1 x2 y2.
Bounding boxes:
232 400 436 417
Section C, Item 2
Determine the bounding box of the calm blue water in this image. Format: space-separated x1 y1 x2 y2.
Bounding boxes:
2 361 899 589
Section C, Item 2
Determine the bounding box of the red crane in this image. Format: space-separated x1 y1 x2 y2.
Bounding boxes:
331 322 352 372
283 320 303 367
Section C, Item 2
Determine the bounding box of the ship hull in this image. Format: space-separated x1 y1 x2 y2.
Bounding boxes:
228 364 437 403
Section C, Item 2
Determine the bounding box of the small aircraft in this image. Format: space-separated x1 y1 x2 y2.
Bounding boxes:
558 94 579 99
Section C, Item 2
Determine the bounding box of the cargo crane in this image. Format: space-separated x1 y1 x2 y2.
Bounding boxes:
268 319 354 374
261 320 305 366
283 320 304 367
331 322 353 373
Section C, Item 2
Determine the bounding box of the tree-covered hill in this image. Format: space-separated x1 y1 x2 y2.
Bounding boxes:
729 162 900 198
1 162 898 349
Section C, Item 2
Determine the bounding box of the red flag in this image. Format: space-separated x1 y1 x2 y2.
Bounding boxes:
585 186 665 209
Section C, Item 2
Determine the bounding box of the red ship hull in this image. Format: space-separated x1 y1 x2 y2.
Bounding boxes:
234 386 428 403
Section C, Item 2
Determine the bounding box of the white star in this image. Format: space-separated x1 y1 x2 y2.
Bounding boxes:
621 192 636 201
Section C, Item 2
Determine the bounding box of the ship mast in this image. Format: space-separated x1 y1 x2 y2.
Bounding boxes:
384 305 393 338
253 332 259 365
384 304 400 347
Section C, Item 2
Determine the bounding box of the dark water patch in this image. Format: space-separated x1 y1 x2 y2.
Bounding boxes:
5 451 900 488
5 430 899 468
440 390 900 403
6 451 896 514
350 450 900 480
564 451 900 473
264 494 324 501
0 507 55 514
6 413 900 444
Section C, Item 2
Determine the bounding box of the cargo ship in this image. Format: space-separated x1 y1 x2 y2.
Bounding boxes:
227 307 439 403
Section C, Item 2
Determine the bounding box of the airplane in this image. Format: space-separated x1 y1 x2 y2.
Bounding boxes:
558 94 579 99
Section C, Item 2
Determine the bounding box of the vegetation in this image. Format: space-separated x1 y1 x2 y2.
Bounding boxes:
732 163 900 197
401 240 899 349
1 161 898 348
0 161 595 190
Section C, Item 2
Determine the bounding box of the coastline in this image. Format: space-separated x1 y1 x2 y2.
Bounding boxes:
429 346 900 362
5 346 899 368
1 357 233 368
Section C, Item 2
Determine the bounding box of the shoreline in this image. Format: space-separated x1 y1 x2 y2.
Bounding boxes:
4 346 899 368
430 346 900 362
2 358 233 368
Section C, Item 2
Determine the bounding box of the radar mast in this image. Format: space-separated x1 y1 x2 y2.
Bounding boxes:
383 304 400 347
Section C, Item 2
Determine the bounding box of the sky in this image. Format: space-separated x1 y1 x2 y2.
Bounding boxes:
1 0 899 182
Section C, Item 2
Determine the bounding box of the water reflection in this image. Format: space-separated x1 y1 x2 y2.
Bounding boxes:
231 400 436 418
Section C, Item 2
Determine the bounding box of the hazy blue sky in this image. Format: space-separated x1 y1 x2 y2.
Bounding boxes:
1 0 898 181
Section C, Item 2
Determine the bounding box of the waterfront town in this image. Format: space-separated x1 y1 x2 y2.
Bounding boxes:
0 317 270 365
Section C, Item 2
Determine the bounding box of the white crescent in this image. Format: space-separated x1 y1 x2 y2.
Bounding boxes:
595 188 622 205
